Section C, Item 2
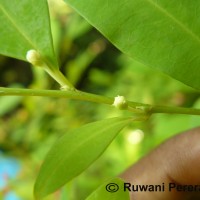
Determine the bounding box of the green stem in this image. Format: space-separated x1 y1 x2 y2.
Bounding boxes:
0 87 200 116
44 67 75 90
149 105 200 115
26 49 75 90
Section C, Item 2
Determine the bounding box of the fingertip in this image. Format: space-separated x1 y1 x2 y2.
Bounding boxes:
120 127 200 200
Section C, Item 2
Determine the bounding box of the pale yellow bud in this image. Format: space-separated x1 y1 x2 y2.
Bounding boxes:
26 49 44 66
113 95 128 110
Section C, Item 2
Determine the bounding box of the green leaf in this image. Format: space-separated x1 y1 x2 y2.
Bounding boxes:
64 0 200 90
34 117 132 199
86 177 130 200
0 95 22 117
0 0 58 68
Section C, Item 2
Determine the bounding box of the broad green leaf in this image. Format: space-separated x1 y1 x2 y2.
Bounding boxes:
86 177 130 200
0 0 58 68
34 117 132 199
64 0 200 90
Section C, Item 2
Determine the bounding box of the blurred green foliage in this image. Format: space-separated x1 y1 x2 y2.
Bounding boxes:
0 0 199 199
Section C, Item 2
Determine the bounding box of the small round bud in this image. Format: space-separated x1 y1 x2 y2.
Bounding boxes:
113 95 128 110
26 49 44 66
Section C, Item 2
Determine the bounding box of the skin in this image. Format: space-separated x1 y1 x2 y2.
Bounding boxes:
120 127 200 200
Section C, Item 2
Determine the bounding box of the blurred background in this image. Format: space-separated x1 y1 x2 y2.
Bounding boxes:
0 0 200 199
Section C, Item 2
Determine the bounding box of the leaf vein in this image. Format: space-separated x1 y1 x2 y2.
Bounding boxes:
0 4 38 52
146 0 200 45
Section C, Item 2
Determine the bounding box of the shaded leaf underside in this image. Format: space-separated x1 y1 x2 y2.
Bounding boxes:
65 0 200 90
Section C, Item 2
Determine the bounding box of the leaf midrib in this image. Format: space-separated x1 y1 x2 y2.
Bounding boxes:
0 3 38 52
146 0 200 45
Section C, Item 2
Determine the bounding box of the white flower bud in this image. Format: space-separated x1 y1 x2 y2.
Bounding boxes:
113 95 128 110
26 49 44 66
